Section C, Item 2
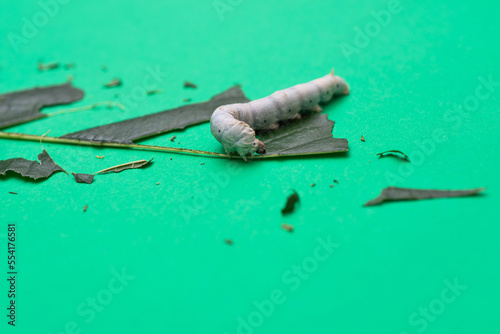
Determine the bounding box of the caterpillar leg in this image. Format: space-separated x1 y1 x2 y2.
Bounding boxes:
224 147 232 159
269 123 280 130
312 105 323 113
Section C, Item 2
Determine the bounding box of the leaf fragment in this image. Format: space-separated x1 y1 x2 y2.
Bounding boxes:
72 173 95 184
61 86 249 144
0 82 84 129
364 187 486 206
258 114 348 156
0 150 66 180
281 190 299 215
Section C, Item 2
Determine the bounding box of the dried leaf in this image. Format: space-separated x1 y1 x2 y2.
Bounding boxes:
0 83 84 129
258 114 348 156
0 150 66 180
72 173 95 184
377 150 409 162
282 190 299 215
94 159 152 174
364 187 486 206
61 86 249 144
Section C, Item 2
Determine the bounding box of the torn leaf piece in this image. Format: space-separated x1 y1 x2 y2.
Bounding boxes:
0 83 84 129
364 187 486 206
72 173 95 184
94 159 152 174
258 114 348 156
282 190 299 215
0 150 66 180
377 150 409 161
61 86 249 144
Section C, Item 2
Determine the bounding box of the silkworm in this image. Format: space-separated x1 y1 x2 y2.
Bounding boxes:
210 70 350 161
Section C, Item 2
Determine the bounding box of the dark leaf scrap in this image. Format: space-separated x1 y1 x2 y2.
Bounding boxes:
377 150 410 162
61 86 250 144
0 82 84 129
72 173 95 184
0 150 66 180
282 190 299 215
364 187 486 206
259 114 348 156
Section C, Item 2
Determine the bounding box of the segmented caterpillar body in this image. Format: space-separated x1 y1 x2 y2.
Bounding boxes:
210 70 350 161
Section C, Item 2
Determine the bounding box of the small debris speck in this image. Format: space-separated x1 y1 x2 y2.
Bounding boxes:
334 180 339 184
156 182 160 185
83 205 88 212
38 61 59 71
96 155 105 159
170 135 176 142
200 163 205 165
104 78 122 88
184 81 197 89
170 158 172 160
9 191 17 195
310 183 316 187
281 223 294 232
330 185 334 188
224 239 233 245
361 135 365 142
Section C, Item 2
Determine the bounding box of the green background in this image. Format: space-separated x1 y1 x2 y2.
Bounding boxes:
1 0 499 333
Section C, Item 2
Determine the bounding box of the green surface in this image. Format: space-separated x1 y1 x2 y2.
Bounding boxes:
1 0 499 333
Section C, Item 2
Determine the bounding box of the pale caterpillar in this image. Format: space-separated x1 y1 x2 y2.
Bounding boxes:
210 70 350 161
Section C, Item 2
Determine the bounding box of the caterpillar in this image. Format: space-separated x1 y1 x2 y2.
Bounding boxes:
210 70 350 161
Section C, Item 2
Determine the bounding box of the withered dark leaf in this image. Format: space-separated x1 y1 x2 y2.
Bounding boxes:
364 187 486 206
72 173 95 184
0 83 84 129
0 150 66 180
61 86 249 144
258 114 348 156
282 190 299 215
